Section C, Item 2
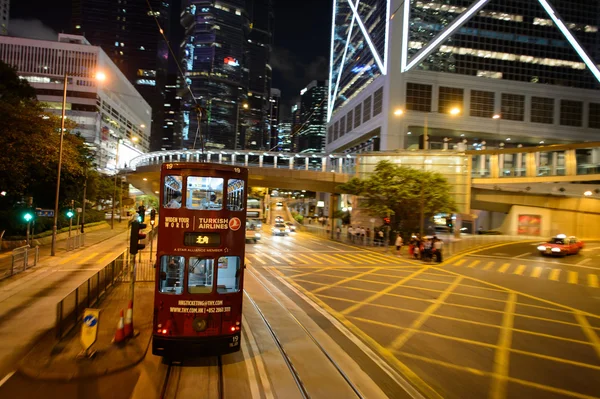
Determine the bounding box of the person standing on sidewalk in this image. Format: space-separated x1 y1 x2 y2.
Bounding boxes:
365 228 371 246
433 237 443 263
336 226 341 240
348 226 354 242
377 229 384 246
395 234 403 256
360 227 366 245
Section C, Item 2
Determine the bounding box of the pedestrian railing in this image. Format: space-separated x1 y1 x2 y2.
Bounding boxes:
122 260 155 282
55 251 127 339
3 245 39 280
66 233 86 251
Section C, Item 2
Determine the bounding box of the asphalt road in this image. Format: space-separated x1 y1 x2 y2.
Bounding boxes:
249 206 600 398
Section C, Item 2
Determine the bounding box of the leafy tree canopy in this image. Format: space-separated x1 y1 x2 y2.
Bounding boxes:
0 61 37 105
338 160 457 233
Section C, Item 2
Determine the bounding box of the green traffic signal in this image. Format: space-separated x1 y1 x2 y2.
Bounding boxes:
66 210 74 219
23 212 33 222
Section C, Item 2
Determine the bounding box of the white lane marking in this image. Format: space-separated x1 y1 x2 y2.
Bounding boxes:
582 246 600 252
0 370 15 387
577 258 592 265
241 316 274 399
514 252 532 258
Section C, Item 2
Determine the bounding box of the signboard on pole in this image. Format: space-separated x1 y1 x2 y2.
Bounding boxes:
36 209 55 217
81 308 100 352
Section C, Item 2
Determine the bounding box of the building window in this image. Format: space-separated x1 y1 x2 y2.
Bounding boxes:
406 83 432 112
589 103 600 129
346 110 353 132
373 87 383 116
340 116 346 136
334 121 339 140
501 93 525 121
470 90 494 118
354 104 362 127
560 100 583 127
438 87 464 114
328 125 333 143
363 97 372 122
531 97 554 124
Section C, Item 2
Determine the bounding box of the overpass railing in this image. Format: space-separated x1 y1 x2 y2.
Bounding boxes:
469 142 600 180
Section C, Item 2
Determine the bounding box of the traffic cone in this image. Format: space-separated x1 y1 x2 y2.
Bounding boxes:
124 300 133 337
113 310 125 343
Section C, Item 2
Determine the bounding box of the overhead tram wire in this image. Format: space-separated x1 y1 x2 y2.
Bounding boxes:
145 0 205 152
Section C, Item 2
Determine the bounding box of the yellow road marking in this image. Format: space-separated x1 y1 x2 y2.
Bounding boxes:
467 260 480 268
269 267 443 399
294 253 323 264
287 254 307 264
78 252 100 265
530 267 543 278
56 252 83 266
574 313 600 359
453 259 466 267
568 271 578 284
388 276 464 351
340 268 429 315
97 252 117 265
497 263 511 273
244 257 251 265
249 254 266 265
588 274 599 288
513 265 527 276
549 269 560 281
339 253 378 264
490 291 516 399
259 253 281 264
291 267 332 279
312 268 380 294
315 253 350 265
483 261 495 270
510 348 600 371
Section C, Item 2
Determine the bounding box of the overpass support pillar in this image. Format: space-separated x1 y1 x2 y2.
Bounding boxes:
273 156 278 168
490 154 499 178
498 153 504 174
551 152 558 175
338 158 343 173
305 157 309 170
259 155 263 168
244 154 248 166
231 154 236 165
526 152 537 177
565 149 577 176
322 157 327 172
169 154 173 162
218 153 223 164
289 157 294 170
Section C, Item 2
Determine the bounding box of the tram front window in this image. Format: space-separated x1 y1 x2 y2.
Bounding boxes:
188 257 214 294
217 256 241 293
227 179 245 211
159 255 184 294
187 176 223 210
163 176 183 209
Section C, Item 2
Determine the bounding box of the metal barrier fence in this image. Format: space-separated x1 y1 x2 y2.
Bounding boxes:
123 260 155 282
66 233 86 251
2 245 39 280
55 251 127 339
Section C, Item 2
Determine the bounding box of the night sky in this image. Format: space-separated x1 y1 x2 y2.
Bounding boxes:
9 0 331 110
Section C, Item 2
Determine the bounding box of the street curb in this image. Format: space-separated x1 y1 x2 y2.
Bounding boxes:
17 325 152 382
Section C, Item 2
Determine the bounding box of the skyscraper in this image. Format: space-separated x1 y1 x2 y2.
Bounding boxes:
269 88 281 150
327 0 600 153
181 1 249 150
0 0 8 35
296 80 328 153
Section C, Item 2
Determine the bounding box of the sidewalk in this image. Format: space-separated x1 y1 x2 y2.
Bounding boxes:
18 281 154 381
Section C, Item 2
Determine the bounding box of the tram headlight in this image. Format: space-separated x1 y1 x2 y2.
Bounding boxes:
230 326 236 332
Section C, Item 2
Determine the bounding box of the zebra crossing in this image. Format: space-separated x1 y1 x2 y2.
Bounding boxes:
449 256 600 288
244 250 411 267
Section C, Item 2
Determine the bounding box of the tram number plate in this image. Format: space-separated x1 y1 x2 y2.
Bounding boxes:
184 232 221 247
230 335 239 347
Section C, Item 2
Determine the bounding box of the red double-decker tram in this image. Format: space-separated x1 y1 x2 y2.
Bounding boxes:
152 163 247 357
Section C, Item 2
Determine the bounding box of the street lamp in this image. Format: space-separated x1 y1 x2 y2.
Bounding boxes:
51 71 105 256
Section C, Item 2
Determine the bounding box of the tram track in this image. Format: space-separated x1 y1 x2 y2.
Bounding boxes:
160 356 224 399
245 267 365 399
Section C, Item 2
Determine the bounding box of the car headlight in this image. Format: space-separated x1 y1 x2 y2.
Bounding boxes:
551 247 561 252
537 245 546 251
255 233 261 238
273 228 280 232
285 228 290 232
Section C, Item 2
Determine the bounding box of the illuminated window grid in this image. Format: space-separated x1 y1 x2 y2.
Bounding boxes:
438 86 464 114
530 96 555 124
406 83 432 112
363 96 372 122
560 99 583 127
346 109 353 132
372 87 384 116
470 90 495 118
354 103 362 127
334 120 340 140
589 103 600 129
501 93 525 121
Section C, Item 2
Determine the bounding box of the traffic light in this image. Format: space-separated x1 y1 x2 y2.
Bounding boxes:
66 209 74 219
383 217 391 225
23 211 33 223
150 209 156 226
129 220 147 255
137 205 146 223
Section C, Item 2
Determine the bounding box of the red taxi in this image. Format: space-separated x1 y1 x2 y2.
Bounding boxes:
537 234 584 256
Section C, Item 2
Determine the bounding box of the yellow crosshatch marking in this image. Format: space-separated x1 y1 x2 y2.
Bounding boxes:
453 259 467 267
311 268 380 294
549 269 561 281
568 271 578 284
467 260 480 268
483 261 495 270
268 261 600 399
588 274 599 288
497 263 511 273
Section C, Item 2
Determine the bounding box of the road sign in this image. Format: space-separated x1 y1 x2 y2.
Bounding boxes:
36 209 54 217
81 308 100 351
77 207 83 213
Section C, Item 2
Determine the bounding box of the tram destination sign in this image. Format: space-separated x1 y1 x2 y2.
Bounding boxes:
184 232 221 247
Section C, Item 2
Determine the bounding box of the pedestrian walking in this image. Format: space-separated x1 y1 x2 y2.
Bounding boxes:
395 234 403 256
365 228 371 246
360 227 366 245
348 226 354 242
377 230 384 246
336 226 341 240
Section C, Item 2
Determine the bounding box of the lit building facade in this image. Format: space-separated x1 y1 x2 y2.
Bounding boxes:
277 120 292 152
0 0 8 35
296 80 328 153
0 34 151 173
326 0 600 154
269 88 281 150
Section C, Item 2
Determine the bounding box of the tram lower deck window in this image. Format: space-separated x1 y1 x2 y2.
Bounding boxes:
159 255 184 294
188 257 214 294
216 256 240 293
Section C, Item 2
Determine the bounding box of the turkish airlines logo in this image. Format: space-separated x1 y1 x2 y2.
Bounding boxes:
229 217 242 231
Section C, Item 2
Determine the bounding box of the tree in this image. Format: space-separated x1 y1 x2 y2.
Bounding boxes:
0 61 36 105
338 160 457 235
